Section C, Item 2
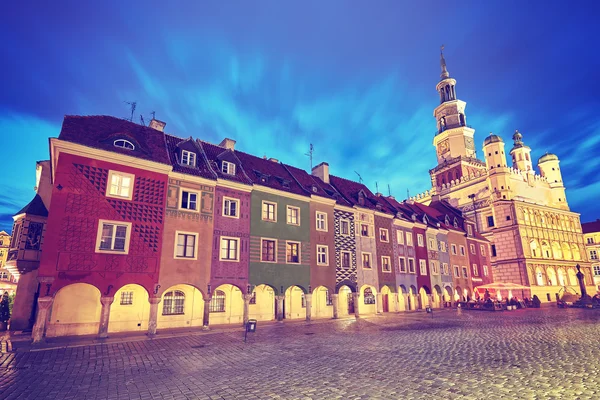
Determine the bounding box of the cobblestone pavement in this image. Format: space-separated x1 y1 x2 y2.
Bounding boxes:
1 308 600 400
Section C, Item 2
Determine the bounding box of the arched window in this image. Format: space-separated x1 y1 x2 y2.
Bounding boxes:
551 242 562 259
209 290 226 313
541 241 551 258
562 243 572 260
162 290 185 315
363 288 376 305
547 268 557 286
535 268 544 286
557 268 566 286
571 244 581 261
568 268 578 286
113 139 135 150
530 240 539 258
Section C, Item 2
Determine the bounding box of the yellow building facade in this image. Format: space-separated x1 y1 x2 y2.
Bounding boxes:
582 220 600 289
0 231 18 295
416 50 595 302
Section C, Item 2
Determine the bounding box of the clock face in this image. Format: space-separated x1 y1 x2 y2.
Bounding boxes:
465 137 475 150
438 139 449 155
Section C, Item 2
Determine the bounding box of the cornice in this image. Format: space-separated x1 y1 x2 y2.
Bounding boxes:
310 195 336 206
253 185 310 202
169 171 216 186
216 178 253 192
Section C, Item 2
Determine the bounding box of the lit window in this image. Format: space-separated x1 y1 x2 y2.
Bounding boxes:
162 290 185 315
340 219 350 236
399 257 406 273
287 206 300 226
417 234 424 247
181 150 196 167
428 238 436 250
317 245 328 265
223 197 239 218
408 258 415 273
180 190 198 211
362 253 371 269
379 229 389 242
341 251 351 268
316 212 327 231
114 139 135 150
222 160 236 175
382 256 391 272
443 263 449 275
396 230 404 244
107 171 134 200
175 232 197 259
120 291 134 305
419 259 427 275
261 239 276 262
96 220 131 253
220 237 239 261
209 290 226 313
262 202 276 222
405 232 413 246
286 242 300 263
363 288 376 305
440 242 447 252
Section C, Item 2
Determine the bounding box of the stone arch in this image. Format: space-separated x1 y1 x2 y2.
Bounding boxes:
551 242 562 259
541 241 551 259
418 286 431 309
337 284 355 317
535 267 545 286
312 285 334 319
109 284 150 333
557 267 567 286
336 280 357 293
47 283 102 337
380 285 394 313
444 285 453 306
398 285 408 311
455 285 462 302
210 284 244 325
568 268 578 286
562 242 572 260
546 267 557 286
571 243 581 261
529 239 540 258
157 284 205 329
284 285 307 320
248 284 276 322
359 285 377 315
433 285 443 308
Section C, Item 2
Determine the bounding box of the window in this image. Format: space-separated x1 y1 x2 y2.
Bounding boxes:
317 245 328 266
261 239 276 262
209 290 226 313
454 265 460 277
428 238 436 250
460 246 465 256
462 266 468 278
180 190 198 211
287 206 300 226
340 219 350 235
175 232 197 259
594 266 600 276
360 224 369 237
590 250 598 260
286 242 300 263
362 252 372 269
162 290 185 315
363 288 376 305
396 230 404 244
262 201 276 222
430 261 439 274
325 290 333 306
341 251 351 268
220 237 239 261
223 197 239 218
114 139 135 150
406 232 413 246
379 228 389 242
443 263 449 275
483 265 489 276
96 220 131 253
491 244 497 257
381 256 391 272
419 259 427 275
487 216 495 227
221 160 236 175
417 234 424 247
480 245 486 256
470 244 476 254
451 244 457 255
472 264 479 276
588 237 595 244
399 257 407 273
440 241 447 252
408 258 415 273
107 171 134 200
181 150 196 166
467 225 473 236
316 212 327 231
120 291 133 305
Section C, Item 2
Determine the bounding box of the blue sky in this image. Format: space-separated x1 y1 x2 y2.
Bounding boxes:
1 1 599 233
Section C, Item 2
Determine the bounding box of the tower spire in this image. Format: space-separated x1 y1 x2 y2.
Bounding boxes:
440 45 450 80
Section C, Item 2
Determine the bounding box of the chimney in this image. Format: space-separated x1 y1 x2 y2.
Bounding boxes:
149 118 166 132
219 138 236 151
268 158 279 163
312 162 330 184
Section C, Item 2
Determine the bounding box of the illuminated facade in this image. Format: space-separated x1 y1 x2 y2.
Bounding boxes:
582 220 600 289
415 51 595 301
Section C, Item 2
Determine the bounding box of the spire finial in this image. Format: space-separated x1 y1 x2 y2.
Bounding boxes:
512 129 523 145
440 45 450 79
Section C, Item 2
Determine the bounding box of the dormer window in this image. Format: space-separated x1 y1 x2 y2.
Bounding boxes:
423 215 428 224
222 161 236 175
453 218 459 228
114 139 135 150
312 186 318 193
181 150 196 167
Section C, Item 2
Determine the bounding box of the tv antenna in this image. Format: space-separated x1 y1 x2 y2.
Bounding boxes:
388 184 391 196
375 182 379 194
140 115 146 126
407 188 410 199
305 143 314 170
151 111 156 120
124 101 137 122
354 171 363 184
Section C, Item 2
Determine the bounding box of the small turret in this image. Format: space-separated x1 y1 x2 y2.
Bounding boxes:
538 152 568 209
509 130 533 172
483 133 507 169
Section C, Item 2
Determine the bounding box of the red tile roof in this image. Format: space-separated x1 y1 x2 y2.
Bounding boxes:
582 220 600 234
197 140 253 185
58 115 171 165
164 134 215 179
329 175 394 213
282 164 352 207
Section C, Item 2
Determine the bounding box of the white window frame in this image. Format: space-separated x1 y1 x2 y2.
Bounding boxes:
460 245 465 256
316 212 328 232
181 150 196 167
381 256 391 273
360 223 370 237
451 244 457 255
106 170 135 201
95 220 132 254
443 263 449 275
396 230 404 244
470 243 476 255
286 241 301 264
222 197 240 219
419 259 427 275
406 232 413 246
483 265 489 276
317 245 329 266
440 241 447 252
430 260 439 275
340 219 351 236
174 231 198 260
480 244 486 256
221 160 236 175
114 139 135 150
454 265 460 277
286 206 301 226
262 201 277 222
593 265 600 276
179 188 200 212
462 266 469 278
219 236 240 262
362 252 372 269
341 250 352 268
472 263 479 276
399 257 407 273
408 258 416 274
260 238 277 263
590 250 598 260
379 228 389 243
428 238 436 250
467 225 473 235
417 234 424 247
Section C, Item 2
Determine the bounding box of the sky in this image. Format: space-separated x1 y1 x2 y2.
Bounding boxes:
1 1 599 233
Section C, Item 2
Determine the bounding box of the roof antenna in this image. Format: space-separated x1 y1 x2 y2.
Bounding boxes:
375 182 379 194
388 184 391 197
124 101 137 122
151 111 156 120
407 188 410 199
305 143 314 170
354 171 363 184
140 115 145 126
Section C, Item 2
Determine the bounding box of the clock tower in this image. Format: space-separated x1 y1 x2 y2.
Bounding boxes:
430 47 485 189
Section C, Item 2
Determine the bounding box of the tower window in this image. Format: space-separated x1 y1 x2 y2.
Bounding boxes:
495 151 498 154
487 216 495 227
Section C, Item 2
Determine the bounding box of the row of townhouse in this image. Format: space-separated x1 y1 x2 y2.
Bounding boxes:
6 115 492 342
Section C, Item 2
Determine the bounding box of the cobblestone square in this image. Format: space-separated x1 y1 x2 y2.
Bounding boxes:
1 308 599 399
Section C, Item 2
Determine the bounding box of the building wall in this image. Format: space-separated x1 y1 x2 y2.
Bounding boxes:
334 208 357 291
374 214 396 293
393 224 418 310
309 200 336 293
447 230 471 300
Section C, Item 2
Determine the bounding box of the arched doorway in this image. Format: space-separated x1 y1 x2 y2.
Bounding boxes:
157 284 204 329
381 286 393 312
454 286 462 302
409 285 418 311
463 287 471 301
419 286 431 309
285 286 307 320
209 284 244 325
248 284 275 321
312 286 333 319
359 285 377 315
337 285 354 317
109 284 150 333
47 283 101 337
398 285 408 311
444 286 453 307
433 285 442 308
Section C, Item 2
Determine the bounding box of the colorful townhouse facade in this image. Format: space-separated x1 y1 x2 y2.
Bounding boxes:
7 114 493 342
